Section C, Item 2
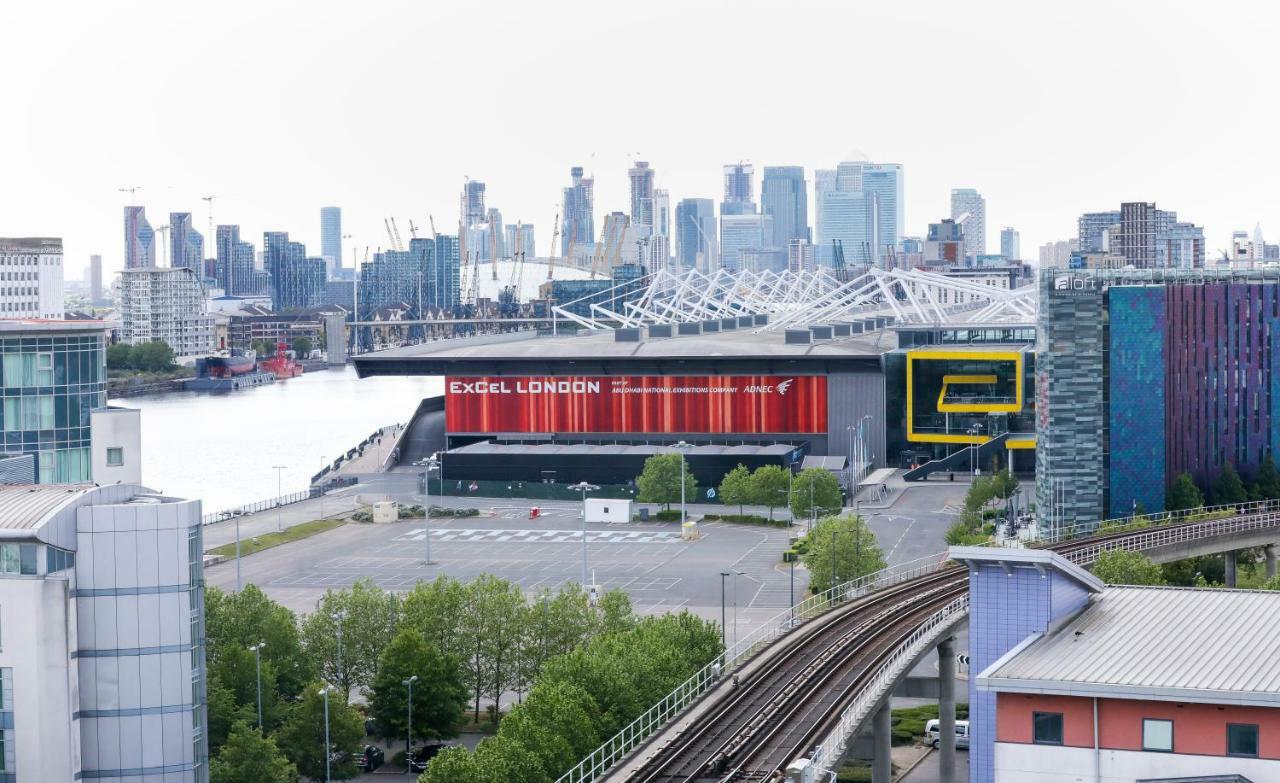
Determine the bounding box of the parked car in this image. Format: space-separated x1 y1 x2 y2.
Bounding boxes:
359 745 385 771
409 743 447 773
925 719 970 749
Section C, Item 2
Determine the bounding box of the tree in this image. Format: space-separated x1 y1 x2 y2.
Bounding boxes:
479 578 528 721
275 682 365 781
369 629 466 745
300 578 400 702
473 734 552 783
636 453 697 511
801 514 886 594
789 468 843 523
292 335 313 356
205 585 313 701
990 469 1019 500
499 681 599 777
748 465 791 520
209 720 298 783
1166 472 1205 511
130 340 176 371
595 589 634 636
401 576 468 661
1213 462 1248 505
718 464 752 515
252 338 274 357
1091 549 1165 585
1255 455 1280 500
206 670 254 754
421 746 485 783
106 343 132 370
518 585 596 699
1261 573 1280 591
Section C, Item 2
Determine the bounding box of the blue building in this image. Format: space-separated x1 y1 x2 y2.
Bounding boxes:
815 161 903 266
320 206 342 277
761 166 809 250
168 212 204 274
215 225 261 296
675 198 716 271
0 321 109 483
561 167 595 257
357 235 461 319
123 206 155 269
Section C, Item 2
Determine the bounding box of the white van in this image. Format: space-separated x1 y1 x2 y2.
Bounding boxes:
925 719 970 749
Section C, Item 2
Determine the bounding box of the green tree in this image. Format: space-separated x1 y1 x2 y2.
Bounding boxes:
401 576 468 661
1091 549 1166 585
130 340 176 371
517 585 596 699
595 589 635 636
473 734 551 783
421 746 485 783
789 468 843 524
275 682 365 781
300 578 400 702
1213 462 1249 505
369 629 466 744
801 514 886 594
205 585 313 701
636 452 697 511
1166 472 1205 511
1260 573 1280 591
206 670 254 754
252 338 274 357
480 577 528 720
990 469 1019 500
718 464 752 515
1255 455 1280 500
106 342 132 370
209 720 297 783
292 335 313 356
499 681 599 777
748 465 791 520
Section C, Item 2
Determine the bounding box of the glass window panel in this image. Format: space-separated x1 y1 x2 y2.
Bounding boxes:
38 397 54 429
1033 712 1063 745
1228 724 1259 757
0 546 17 575
18 545 36 576
1142 719 1173 752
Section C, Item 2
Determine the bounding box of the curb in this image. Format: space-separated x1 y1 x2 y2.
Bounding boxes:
894 746 934 781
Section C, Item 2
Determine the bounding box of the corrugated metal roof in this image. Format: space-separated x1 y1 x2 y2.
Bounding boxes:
0 484 94 530
983 586 1280 703
447 442 797 457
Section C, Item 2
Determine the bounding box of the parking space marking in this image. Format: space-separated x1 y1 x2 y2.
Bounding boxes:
391 528 684 544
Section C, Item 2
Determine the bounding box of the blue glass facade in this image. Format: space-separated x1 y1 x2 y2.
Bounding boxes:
1107 286 1167 514
0 326 107 483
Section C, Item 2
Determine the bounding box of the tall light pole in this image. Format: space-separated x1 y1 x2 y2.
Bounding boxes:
403 675 419 773
719 571 730 653
846 424 857 504
235 512 243 592
319 685 333 783
732 569 744 650
675 440 693 524
967 423 984 476
569 482 599 588
272 465 287 532
332 609 347 700
249 642 267 730
416 455 440 564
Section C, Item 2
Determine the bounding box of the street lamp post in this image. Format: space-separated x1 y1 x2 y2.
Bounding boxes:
719 571 730 654
732 570 744 650
403 675 419 774
569 482 599 588
272 465 287 532
674 440 692 524
416 456 440 565
319 685 333 783
967 423 984 476
235 512 242 592
249 642 266 730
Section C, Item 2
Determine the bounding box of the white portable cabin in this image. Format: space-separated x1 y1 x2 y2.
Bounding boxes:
584 498 632 524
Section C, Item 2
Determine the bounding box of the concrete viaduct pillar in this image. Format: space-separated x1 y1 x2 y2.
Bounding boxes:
938 636 957 783
1225 550 1238 588
873 699 893 783
1267 544 1277 580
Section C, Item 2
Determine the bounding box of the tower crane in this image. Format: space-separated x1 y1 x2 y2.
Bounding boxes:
384 219 404 252
200 195 216 242
118 186 143 201
428 215 438 236
547 211 560 281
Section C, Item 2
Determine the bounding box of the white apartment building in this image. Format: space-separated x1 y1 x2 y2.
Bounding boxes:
0 483 208 782
0 237 64 319
118 267 216 358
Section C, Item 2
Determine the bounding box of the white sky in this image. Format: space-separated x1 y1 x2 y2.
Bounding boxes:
3 0 1277 280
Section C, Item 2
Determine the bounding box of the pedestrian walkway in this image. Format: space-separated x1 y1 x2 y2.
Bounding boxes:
201 486 361 551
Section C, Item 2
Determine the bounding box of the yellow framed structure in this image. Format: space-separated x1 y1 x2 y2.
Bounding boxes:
905 349 1024 444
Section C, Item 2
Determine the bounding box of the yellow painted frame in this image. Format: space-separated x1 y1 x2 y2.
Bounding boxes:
906 350 1024 444
1005 436 1037 449
937 374 999 412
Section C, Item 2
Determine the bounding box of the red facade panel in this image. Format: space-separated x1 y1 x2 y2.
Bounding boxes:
445 375 828 434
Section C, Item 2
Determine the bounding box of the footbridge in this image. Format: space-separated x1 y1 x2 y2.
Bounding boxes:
554 501 1280 783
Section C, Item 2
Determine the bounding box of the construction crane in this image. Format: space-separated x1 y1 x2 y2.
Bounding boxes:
546 211 560 281
384 218 404 252
199 195 216 241
118 185 143 201
428 215 438 237
408 220 419 239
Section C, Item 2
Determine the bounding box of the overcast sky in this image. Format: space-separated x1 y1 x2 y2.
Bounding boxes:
3 0 1276 279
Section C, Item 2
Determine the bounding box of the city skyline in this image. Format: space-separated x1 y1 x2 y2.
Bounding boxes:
5 0 1280 281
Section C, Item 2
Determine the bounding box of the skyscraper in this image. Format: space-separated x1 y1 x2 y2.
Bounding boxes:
321 206 342 275
123 206 155 268
1077 203 1204 268
263 231 325 311
722 163 756 214
861 164 904 261
720 214 773 272
761 166 809 249
89 253 103 304
818 191 875 266
814 161 903 267
1000 227 1021 260
504 223 536 259
561 166 595 257
675 198 716 271
813 169 836 242
628 161 655 237
650 189 671 266
215 225 260 296
950 188 986 260
168 212 203 274
461 180 486 227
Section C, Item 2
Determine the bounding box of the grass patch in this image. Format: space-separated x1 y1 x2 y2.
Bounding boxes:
208 518 346 558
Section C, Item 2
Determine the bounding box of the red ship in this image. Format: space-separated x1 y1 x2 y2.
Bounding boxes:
257 341 304 379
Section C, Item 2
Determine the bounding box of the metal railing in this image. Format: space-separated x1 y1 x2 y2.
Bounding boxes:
552 551 949 783
809 595 969 775
1057 509 1280 565
1041 498 1280 544
201 488 319 526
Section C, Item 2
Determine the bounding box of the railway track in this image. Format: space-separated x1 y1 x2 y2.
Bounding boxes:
621 514 1267 782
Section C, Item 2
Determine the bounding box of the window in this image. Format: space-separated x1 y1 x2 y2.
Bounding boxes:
1228 723 1259 757
106 447 123 467
1142 718 1174 752
1033 712 1064 745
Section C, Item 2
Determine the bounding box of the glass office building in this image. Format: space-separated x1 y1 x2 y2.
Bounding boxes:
0 321 109 483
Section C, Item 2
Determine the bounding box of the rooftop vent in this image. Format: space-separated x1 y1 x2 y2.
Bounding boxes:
614 328 642 343
784 329 812 345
